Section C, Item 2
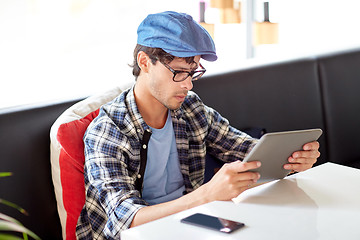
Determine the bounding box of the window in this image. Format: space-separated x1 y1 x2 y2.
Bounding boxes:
1 0 359 109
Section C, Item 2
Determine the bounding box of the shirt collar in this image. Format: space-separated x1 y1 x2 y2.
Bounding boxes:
125 85 152 138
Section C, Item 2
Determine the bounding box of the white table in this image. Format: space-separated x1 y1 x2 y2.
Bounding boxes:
121 163 360 240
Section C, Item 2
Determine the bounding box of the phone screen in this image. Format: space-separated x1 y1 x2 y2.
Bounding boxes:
180 213 245 233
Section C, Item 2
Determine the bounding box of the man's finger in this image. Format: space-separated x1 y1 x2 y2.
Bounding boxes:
234 171 261 182
303 141 320 151
227 160 261 173
284 163 313 172
292 150 320 159
288 156 317 164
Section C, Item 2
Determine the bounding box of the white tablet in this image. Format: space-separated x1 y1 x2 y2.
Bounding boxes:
243 128 323 183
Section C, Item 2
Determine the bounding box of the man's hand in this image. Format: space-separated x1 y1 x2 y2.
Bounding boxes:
131 160 261 228
202 160 261 202
284 141 320 172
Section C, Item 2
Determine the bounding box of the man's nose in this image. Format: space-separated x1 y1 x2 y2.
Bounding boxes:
180 76 193 91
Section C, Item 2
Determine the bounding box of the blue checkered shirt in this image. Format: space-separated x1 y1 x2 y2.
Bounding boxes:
76 86 257 239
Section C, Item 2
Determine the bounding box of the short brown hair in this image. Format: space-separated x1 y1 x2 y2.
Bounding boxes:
130 44 195 79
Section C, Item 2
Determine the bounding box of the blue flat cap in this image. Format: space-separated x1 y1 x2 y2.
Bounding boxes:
137 11 217 61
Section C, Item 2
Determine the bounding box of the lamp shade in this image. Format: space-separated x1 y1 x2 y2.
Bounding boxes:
253 2 278 45
210 0 234 8
254 21 279 45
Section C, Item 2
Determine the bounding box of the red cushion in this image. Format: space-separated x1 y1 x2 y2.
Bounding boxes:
56 109 100 240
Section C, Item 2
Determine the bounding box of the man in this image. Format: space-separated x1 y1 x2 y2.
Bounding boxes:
76 11 320 239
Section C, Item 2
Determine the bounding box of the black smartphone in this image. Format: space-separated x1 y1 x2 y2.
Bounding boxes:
180 213 245 233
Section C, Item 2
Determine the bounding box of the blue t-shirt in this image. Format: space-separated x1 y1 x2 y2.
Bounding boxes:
142 111 185 205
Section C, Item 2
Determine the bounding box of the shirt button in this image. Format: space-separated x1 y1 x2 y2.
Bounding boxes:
137 174 142 179
137 129 141 133
142 144 147 149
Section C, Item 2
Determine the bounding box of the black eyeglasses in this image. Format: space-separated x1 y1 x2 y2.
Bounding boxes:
158 60 206 82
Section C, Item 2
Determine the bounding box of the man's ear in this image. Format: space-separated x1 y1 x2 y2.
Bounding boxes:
137 51 152 73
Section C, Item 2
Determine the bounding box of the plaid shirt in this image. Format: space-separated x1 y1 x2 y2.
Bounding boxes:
76 86 257 239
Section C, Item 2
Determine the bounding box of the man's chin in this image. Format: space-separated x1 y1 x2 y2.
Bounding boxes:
165 102 183 111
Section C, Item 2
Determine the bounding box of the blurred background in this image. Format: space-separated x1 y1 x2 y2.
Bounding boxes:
1 0 359 109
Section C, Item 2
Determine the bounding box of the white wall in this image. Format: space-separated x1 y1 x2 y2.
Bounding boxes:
1 0 360 108
0 0 198 108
